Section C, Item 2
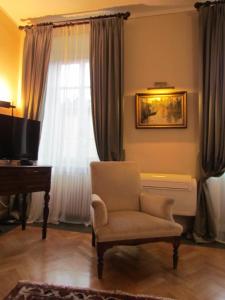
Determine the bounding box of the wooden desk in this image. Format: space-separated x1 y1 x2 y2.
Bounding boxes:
0 165 51 239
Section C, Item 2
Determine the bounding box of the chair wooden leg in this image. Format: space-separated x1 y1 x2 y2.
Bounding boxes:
97 243 105 279
92 227 96 247
173 237 180 269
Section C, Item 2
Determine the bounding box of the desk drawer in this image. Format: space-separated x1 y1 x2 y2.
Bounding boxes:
0 167 50 177
0 166 52 194
22 168 50 176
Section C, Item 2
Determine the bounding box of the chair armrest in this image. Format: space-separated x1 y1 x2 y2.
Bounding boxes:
140 192 175 221
91 194 108 229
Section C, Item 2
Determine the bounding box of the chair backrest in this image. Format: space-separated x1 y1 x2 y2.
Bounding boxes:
90 161 141 212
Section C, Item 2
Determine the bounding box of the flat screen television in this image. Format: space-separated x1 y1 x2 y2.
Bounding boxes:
0 114 40 161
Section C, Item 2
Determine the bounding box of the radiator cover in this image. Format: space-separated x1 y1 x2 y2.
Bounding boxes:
141 173 197 216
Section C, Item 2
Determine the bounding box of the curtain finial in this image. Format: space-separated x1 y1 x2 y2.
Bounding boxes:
194 0 225 10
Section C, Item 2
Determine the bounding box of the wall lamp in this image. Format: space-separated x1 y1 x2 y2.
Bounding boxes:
0 100 16 116
147 82 175 90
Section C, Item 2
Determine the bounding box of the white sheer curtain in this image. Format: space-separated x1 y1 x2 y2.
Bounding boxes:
28 24 98 224
207 176 225 243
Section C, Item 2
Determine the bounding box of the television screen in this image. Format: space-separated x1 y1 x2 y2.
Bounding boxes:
0 114 13 159
0 114 40 160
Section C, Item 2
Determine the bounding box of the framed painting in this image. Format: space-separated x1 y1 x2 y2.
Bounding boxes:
135 91 187 128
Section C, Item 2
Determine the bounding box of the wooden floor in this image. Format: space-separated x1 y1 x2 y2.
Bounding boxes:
0 226 225 300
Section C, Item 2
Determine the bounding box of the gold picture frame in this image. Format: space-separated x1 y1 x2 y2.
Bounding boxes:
135 91 187 129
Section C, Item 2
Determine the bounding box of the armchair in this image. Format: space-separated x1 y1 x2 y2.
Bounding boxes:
90 161 183 279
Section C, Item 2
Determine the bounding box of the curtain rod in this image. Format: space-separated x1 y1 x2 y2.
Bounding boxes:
19 11 130 30
194 1 225 10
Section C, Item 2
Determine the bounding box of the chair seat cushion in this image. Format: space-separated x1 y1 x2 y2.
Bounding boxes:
95 211 183 242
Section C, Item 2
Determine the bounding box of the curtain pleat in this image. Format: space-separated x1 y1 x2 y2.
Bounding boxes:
194 4 225 242
22 25 53 120
90 17 125 161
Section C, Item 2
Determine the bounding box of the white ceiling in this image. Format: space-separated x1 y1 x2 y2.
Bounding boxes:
0 0 197 25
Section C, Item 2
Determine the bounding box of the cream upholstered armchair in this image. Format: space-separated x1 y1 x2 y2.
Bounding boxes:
90 161 183 279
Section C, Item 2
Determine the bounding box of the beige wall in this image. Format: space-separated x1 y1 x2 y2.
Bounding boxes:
124 11 199 177
0 8 22 116
0 8 199 177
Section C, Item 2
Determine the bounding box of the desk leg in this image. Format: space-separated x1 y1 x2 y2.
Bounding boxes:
21 193 27 230
42 191 50 240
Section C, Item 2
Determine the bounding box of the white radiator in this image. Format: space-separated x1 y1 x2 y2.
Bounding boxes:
141 173 197 216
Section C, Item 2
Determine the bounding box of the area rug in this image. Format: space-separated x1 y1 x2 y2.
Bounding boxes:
4 281 175 300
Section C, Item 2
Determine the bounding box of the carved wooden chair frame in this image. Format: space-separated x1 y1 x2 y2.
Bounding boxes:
92 227 181 279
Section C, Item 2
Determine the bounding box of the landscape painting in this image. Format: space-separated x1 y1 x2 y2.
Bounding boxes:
135 91 187 128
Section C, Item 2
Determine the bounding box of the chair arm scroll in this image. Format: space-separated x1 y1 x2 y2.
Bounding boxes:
140 192 175 221
91 194 108 229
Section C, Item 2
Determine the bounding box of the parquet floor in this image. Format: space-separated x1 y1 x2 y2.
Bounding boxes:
0 226 225 300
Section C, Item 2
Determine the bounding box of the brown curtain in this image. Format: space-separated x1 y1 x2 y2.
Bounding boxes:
22 25 53 120
194 4 225 241
90 17 124 161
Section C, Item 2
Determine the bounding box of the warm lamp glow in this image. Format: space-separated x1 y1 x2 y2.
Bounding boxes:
147 88 176 94
0 77 11 101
